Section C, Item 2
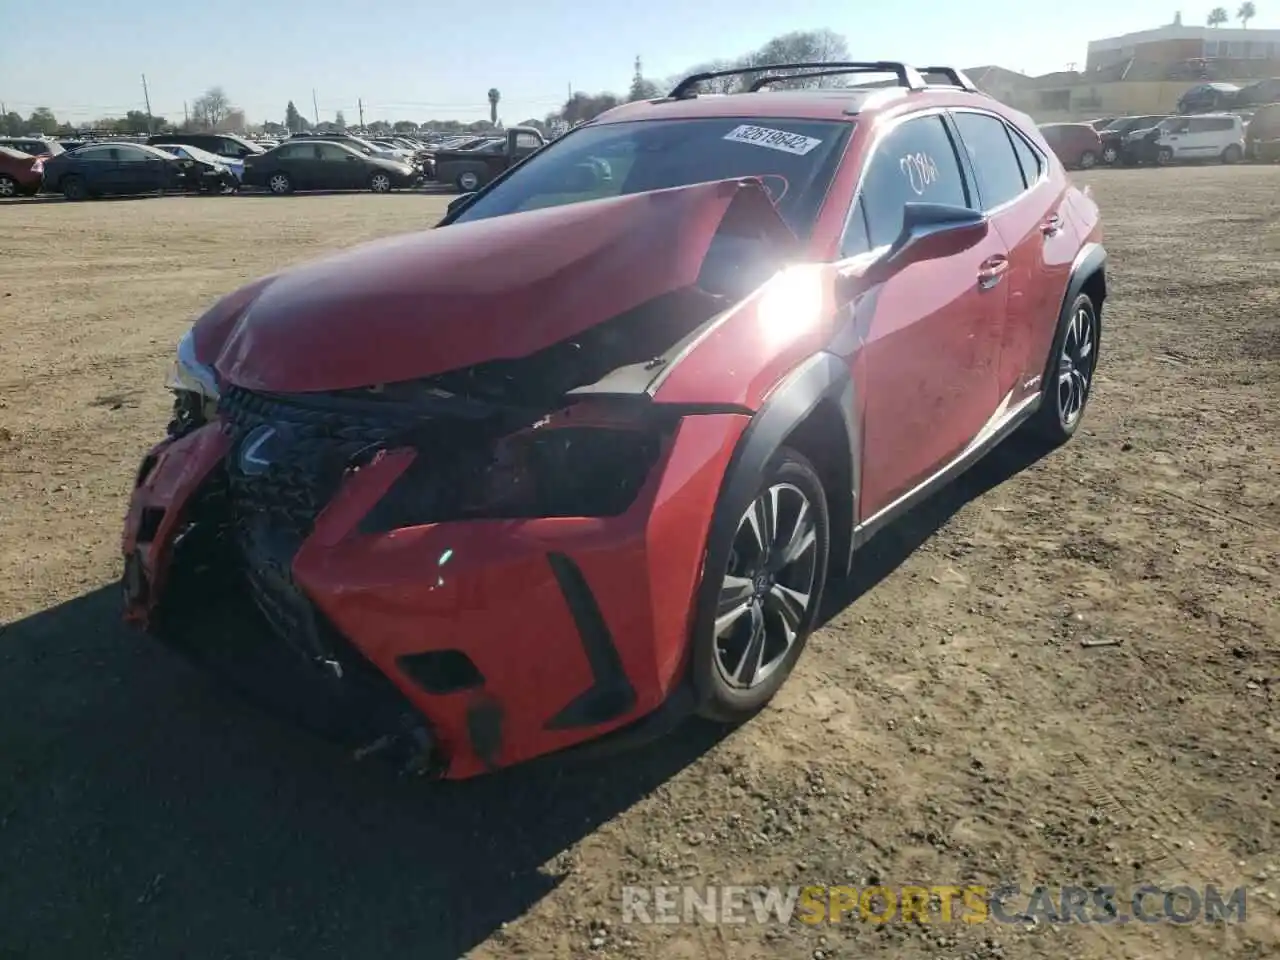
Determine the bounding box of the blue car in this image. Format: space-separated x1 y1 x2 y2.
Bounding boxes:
41 142 185 200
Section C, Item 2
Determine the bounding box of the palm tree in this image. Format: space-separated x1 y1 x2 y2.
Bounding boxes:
487 88 500 126
1208 6 1229 25
1237 1 1256 26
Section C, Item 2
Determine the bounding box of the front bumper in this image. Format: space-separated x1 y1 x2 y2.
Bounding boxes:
121 399 747 779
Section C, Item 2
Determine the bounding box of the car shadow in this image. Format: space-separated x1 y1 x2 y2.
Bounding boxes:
0 586 728 959
0 438 1050 958
817 436 1052 624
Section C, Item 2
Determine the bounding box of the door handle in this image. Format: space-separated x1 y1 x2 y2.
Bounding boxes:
977 254 1008 289
1041 214 1063 236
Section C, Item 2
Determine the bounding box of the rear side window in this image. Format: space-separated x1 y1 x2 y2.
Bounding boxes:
858 114 969 248
951 112 1026 211
1008 128 1043 186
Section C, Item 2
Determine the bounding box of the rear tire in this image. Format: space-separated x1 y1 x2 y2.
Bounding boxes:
1101 144 1119 164
1221 143 1242 164
267 172 292 195
60 175 87 201
1157 147 1175 166
1024 292 1100 447
692 447 830 723
1079 150 1097 169
456 170 480 192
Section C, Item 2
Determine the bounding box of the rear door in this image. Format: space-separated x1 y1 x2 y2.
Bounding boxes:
836 112 1008 518
73 145 121 193
951 110 1071 408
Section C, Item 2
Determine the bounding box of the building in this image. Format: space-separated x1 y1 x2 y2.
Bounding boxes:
996 18 1280 121
1086 23 1280 75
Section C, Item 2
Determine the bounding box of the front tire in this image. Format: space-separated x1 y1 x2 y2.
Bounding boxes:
1101 144 1119 165
0 174 18 198
456 170 479 192
369 171 393 193
1221 143 1242 164
1079 150 1097 169
693 448 829 723
1025 292 1100 446
1157 147 1174 166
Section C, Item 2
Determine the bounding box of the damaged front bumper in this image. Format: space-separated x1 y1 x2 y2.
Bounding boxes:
121 387 748 779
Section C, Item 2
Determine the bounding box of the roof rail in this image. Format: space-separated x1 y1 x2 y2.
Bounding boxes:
918 66 980 92
668 61 927 99
749 67 901 92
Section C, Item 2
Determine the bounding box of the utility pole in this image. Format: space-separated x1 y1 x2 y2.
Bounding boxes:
183 101 189 127
312 89 319 124
358 97 364 129
141 74 154 133
567 81 573 100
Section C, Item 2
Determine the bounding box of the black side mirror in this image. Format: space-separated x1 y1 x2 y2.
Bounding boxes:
447 192 475 214
840 202 989 293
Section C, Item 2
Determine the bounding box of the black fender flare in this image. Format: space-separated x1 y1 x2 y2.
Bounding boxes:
687 352 858 704
1062 242 1107 318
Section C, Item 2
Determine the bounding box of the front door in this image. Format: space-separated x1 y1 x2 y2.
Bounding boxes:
833 113 1006 520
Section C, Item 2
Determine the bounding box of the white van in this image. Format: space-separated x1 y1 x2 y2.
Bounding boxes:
1152 114 1246 163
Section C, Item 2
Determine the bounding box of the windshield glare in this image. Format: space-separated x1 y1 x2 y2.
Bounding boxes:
451 117 853 236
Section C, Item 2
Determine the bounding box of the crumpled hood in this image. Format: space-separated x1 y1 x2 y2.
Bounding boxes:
208 179 787 393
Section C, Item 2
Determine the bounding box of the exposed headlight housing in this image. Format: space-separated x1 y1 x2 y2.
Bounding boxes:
358 417 669 533
165 329 220 436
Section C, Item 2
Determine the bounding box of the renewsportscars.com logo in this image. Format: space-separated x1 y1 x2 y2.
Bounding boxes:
620 884 1249 926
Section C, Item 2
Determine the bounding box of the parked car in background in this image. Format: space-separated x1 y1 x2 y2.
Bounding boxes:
0 146 45 197
1097 115 1171 164
153 142 241 192
1124 114 1245 165
1087 117 1116 130
1245 103 1280 162
1176 82 1241 114
1038 123 1103 169
146 133 264 161
434 126 546 191
41 142 185 200
242 139 419 194
0 137 64 159
122 61 1106 780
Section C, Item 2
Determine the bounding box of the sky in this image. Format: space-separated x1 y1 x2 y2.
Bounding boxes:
3 2 1276 127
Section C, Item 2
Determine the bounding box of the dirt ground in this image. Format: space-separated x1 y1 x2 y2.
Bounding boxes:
0 168 1276 960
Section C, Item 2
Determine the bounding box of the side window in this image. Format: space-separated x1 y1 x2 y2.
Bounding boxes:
316 143 349 161
952 112 1027 210
858 115 969 249
514 132 541 149
116 147 149 163
1008 128 1042 186
77 146 115 160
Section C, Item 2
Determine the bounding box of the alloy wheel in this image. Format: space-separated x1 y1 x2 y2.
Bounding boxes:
1102 146 1118 164
269 174 290 194
1057 302 1096 428
371 173 391 193
713 483 818 691
458 172 478 191
0 176 16 198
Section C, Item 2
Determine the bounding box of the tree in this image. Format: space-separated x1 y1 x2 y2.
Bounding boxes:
285 100 304 133
221 109 246 133
366 119 390 134
0 111 25 135
192 86 231 129
27 107 57 135
1238 1 1256 26
393 120 419 133
558 91 621 124
335 110 347 130
262 120 287 135
1208 6 1229 25
488 88 501 125
628 55 661 102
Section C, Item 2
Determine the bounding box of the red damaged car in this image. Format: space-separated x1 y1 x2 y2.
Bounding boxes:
122 61 1106 779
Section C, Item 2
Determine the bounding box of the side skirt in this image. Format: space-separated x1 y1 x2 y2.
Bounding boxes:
850 392 1041 551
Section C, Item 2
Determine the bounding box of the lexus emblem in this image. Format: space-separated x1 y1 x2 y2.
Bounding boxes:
238 424 277 475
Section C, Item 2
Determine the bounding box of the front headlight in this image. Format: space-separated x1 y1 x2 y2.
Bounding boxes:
358 420 669 534
165 329 220 429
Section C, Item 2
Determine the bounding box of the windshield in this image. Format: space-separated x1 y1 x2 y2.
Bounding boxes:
452 117 853 237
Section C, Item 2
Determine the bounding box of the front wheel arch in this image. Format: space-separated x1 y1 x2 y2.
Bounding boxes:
685 353 857 716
